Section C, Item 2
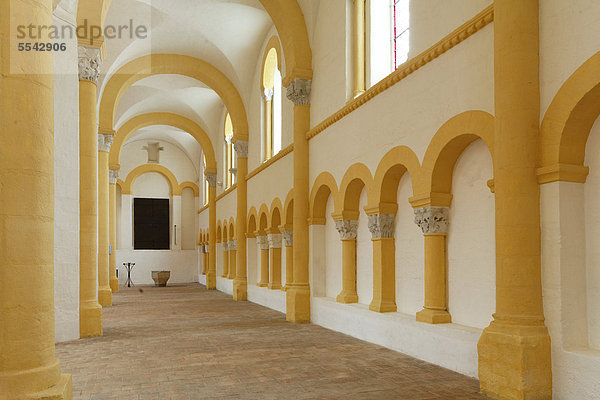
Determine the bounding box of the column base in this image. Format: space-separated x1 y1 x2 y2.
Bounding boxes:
109 278 119 293
227 275 235 280
268 283 282 290
286 284 311 323
206 272 217 290
220 274 227 278
336 290 358 304
416 308 452 324
256 282 268 287
98 287 112 307
477 320 552 400
27 374 73 400
281 285 289 292
369 299 397 313
80 302 102 338
233 279 247 301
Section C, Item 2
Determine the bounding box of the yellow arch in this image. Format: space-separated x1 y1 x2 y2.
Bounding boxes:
283 189 294 227
269 198 284 230
109 112 217 173
370 146 421 212
261 36 283 90
76 0 112 49
178 181 200 197
247 207 258 238
538 51 600 183
416 110 495 206
309 172 338 225
228 217 236 240
121 164 181 195
257 204 270 233
98 54 249 141
216 221 222 243
334 163 375 219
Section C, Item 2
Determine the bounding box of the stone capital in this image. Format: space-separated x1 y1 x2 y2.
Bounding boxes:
335 220 358 240
234 140 249 158
286 78 311 106
206 173 217 187
109 169 119 184
256 235 269 250
97 133 113 152
263 87 274 101
414 207 449 234
282 231 293 247
267 233 282 249
229 240 237 251
78 45 101 83
368 214 395 239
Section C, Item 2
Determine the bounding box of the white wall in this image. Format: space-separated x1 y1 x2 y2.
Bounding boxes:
447 140 495 329
324 196 341 299
181 187 196 250
116 250 198 286
53 0 80 343
356 189 373 306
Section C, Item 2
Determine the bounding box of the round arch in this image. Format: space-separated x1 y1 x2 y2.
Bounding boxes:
258 204 269 233
309 172 338 225
216 221 223 243
334 163 375 218
228 218 236 240
283 189 294 227
178 181 200 197
247 207 258 237
261 36 283 90
109 112 217 173
269 198 283 230
370 146 421 211
538 51 600 183
98 54 250 141
122 164 181 195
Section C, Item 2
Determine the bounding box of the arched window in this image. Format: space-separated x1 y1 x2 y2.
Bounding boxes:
262 39 282 161
393 0 410 69
224 113 234 188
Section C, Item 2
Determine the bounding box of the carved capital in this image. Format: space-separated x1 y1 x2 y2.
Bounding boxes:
414 207 449 234
286 78 311 106
97 133 113 152
256 235 269 250
282 231 293 247
267 233 282 249
78 46 101 83
222 241 229 251
335 220 358 240
234 140 249 158
368 214 395 239
263 88 274 101
109 169 119 184
229 240 237 251
206 173 217 187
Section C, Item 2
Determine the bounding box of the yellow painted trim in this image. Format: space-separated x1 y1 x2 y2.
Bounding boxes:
539 51 600 178
247 207 258 236
306 5 494 141
98 54 249 141
269 198 284 229
198 204 209 214
370 145 420 208
246 144 294 180
334 163 375 216
216 221 222 243
283 189 294 226
178 181 200 197
109 112 217 172
261 36 283 90
122 164 181 195
258 204 270 231
216 183 237 202
309 172 339 224
229 217 236 240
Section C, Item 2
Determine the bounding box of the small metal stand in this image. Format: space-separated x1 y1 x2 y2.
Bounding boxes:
123 262 135 287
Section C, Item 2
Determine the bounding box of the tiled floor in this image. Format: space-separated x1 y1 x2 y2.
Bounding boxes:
56 284 489 400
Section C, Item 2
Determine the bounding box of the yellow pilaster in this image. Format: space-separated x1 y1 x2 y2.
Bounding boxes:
0 0 72 395
280 228 294 291
286 79 312 323
233 143 248 300
222 242 229 278
333 219 359 303
206 173 217 289
78 45 103 337
478 2 552 399
367 213 397 312
414 207 451 324
108 172 119 292
353 0 366 97
256 234 269 287
267 230 282 290
228 242 237 280
202 244 208 275
97 135 112 306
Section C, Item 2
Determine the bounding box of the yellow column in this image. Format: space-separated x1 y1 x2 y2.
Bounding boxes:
414 207 451 324
264 89 273 160
202 244 208 275
353 0 366 97
97 134 113 306
206 173 217 289
233 141 248 300
221 241 229 278
281 228 294 291
478 1 552 399
256 235 270 287
286 79 312 323
109 170 119 292
228 241 237 280
267 231 282 290
0 0 72 394
334 219 359 303
78 45 103 337
368 214 397 312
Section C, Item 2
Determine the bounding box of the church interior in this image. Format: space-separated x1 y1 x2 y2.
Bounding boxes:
1 0 600 399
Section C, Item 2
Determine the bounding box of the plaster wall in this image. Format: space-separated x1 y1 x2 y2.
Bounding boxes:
324 197 341 299
53 1 80 343
247 152 293 213
216 187 237 223
181 187 196 250
247 285 286 314
115 250 198 285
356 189 373 306
447 140 495 329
